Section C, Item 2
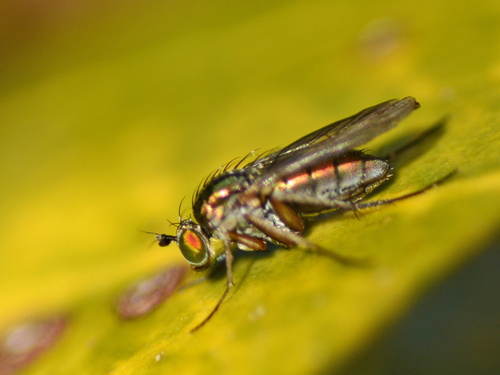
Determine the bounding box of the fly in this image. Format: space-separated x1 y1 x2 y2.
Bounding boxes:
151 97 452 332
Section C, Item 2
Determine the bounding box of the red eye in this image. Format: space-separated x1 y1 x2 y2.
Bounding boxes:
178 228 210 267
184 230 202 250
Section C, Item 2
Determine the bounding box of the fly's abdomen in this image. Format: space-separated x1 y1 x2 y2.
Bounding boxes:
274 152 390 210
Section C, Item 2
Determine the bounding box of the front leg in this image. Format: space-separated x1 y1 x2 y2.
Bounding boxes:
224 239 235 288
190 239 234 333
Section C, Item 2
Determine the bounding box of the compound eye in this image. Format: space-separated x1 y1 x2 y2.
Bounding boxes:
178 228 210 267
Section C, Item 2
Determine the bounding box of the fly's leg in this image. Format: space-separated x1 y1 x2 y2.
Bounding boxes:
190 239 234 333
271 190 356 211
260 171 455 263
270 197 305 233
189 172 455 332
271 170 455 212
354 170 456 210
228 232 268 250
245 213 367 266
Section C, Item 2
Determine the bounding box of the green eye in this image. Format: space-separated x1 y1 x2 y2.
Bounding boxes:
178 227 210 267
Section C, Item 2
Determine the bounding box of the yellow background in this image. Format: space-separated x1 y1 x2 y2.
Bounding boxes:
1 0 499 374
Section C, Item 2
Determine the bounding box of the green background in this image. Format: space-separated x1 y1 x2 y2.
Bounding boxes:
1 0 499 374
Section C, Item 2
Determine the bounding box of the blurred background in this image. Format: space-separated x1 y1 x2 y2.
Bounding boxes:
1 0 499 374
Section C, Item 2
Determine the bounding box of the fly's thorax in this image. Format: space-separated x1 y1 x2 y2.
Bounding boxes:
193 169 258 230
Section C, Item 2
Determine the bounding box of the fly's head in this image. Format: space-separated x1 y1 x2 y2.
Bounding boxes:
151 219 219 272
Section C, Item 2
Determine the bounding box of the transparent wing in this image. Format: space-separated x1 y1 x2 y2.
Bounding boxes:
249 97 420 189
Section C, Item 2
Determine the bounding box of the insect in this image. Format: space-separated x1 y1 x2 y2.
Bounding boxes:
151 97 450 332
